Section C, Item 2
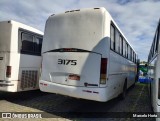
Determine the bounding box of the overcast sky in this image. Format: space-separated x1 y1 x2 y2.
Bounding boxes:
0 0 160 61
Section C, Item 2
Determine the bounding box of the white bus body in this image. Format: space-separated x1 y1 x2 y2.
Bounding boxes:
40 7 137 102
148 19 160 114
0 20 43 92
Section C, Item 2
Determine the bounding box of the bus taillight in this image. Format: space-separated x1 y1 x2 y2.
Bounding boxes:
100 58 107 84
6 66 11 78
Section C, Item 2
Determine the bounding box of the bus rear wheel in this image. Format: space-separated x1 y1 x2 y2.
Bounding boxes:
121 80 127 100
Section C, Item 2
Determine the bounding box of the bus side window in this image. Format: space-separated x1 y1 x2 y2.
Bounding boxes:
119 36 123 55
126 42 128 58
21 33 34 53
133 52 134 62
35 36 43 54
19 29 43 56
128 46 130 60
155 27 159 53
132 51 134 62
123 39 126 57
110 24 115 50
115 29 120 53
130 48 132 61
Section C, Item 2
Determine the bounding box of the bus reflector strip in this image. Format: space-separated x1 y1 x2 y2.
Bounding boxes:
40 83 48 86
83 90 92 93
93 91 99 94
82 90 99 94
62 48 77 52
0 84 14 87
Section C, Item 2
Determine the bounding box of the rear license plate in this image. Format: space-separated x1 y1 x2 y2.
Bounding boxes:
68 74 80 80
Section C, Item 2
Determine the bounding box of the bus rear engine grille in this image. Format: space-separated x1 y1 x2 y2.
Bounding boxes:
21 70 38 89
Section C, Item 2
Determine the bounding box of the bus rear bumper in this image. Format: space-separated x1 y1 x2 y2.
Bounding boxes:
155 104 160 112
39 80 109 102
0 80 17 92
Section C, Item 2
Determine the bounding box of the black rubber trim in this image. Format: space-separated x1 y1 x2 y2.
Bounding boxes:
43 48 102 55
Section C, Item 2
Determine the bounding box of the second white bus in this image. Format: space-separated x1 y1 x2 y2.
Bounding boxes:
40 7 137 102
0 20 43 92
148 19 160 114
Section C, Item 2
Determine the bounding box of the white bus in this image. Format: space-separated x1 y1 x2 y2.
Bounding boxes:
148 19 160 113
39 7 137 102
0 20 43 92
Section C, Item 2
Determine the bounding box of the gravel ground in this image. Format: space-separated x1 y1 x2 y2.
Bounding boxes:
0 83 156 121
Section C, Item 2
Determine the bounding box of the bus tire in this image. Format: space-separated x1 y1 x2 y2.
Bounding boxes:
149 83 153 111
133 76 137 87
121 80 127 100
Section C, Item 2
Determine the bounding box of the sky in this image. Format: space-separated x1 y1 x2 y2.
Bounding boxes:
0 0 160 61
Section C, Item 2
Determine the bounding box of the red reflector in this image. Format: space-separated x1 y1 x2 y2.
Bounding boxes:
6 66 11 78
101 58 107 74
44 84 47 86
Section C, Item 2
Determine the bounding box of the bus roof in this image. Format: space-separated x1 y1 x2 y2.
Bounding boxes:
43 7 137 54
57 7 137 54
0 20 43 35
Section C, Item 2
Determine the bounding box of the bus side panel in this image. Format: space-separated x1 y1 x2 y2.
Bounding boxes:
156 54 160 110
108 51 137 98
108 51 127 98
17 54 41 91
0 22 12 81
126 61 137 88
0 22 12 52
0 53 6 80
0 53 19 92
149 55 160 112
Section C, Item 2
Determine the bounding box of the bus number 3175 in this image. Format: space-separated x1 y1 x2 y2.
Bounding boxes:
58 59 77 65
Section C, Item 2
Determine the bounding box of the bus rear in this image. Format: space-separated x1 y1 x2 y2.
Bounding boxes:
40 8 110 101
0 21 14 89
0 20 43 92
